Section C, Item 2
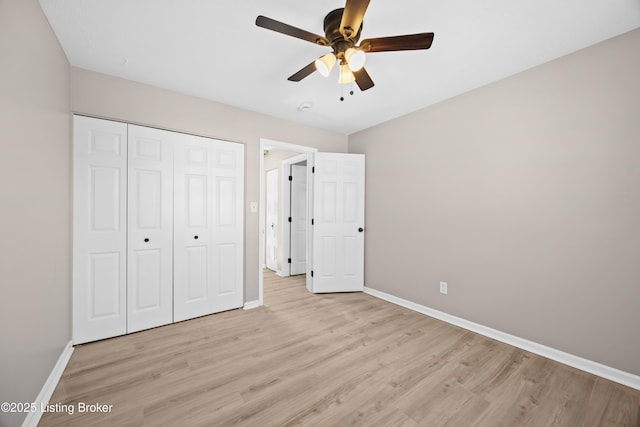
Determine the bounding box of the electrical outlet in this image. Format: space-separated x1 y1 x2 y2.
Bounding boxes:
439 282 448 295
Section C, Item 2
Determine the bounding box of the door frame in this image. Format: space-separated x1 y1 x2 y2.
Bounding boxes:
265 168 279 272
258 138 317 306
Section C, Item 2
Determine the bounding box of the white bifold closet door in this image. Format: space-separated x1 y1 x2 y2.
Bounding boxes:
74 116 244 344
173 134 244 321
127 125 175 333
73 116 128 344
209 139 244 312
173 134 212 322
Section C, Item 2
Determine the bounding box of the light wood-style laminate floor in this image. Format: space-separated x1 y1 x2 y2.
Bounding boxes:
40 271 640 426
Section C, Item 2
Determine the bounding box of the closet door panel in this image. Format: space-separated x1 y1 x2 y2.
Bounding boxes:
173 135 214 321
88 252 121 316
185 246 208 299
216 243 237 294
127 125 174 333
73 116 127 344
132 249 162 309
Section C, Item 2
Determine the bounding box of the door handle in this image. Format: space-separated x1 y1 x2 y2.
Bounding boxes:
144 238 150 242
194 235 199 240
358 227 364 233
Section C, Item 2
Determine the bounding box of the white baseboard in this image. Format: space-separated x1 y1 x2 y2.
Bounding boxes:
363 287 640 391
243 300 261 310
22 340 74 427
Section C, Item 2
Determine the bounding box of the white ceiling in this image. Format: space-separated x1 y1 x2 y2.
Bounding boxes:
40 0 640 135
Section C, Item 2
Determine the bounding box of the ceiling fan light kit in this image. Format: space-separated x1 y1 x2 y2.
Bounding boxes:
338 63 356 84
315 53 337 77
345 48 366 72
256 0 434 97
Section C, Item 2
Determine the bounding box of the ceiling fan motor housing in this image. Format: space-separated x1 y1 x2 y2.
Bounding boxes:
324 8 362 56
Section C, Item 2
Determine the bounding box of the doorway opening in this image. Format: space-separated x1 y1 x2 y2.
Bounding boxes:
258 138 317 306
264 153 307 277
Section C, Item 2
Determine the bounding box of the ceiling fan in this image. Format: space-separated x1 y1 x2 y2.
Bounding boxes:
255 0 434 93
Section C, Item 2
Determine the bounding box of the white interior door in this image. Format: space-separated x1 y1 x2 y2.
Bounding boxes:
265 169 278 271
311 153 365 293
290 164 307 275
73 116 128 344
127 125 174 333
173 134 214 322
210 140 244 312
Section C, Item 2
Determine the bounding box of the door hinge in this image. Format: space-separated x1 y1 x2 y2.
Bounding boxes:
288 258 291 264
288 217 292 223
312 166 315 173
311 270 314 277
288 175 293 181
311 219 314 225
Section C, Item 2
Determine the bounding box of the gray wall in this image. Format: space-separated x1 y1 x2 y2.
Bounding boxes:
70 68 348 302
349 28 640 375
0 0 71 426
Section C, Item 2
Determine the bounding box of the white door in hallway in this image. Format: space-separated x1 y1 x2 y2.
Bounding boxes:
290 164 307 275
311 153 365 293
127 125 175 333
73 116 128 344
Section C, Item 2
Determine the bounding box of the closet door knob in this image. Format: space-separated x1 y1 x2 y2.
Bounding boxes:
194 235 199 240
358 227 364 233
144 238 149 243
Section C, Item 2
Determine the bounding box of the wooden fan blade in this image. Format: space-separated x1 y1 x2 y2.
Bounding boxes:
340 0 370 40
288 61 317 82
353 67 374 91
360 33 434 52
256 15 329 46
